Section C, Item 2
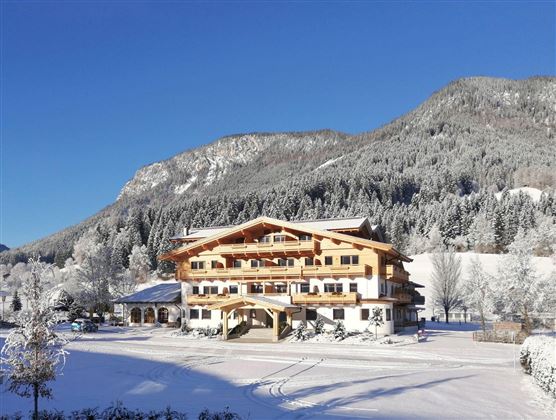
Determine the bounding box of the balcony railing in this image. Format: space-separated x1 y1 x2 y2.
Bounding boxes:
218 240 315 257
187 294 239 305
179 264 370 280
386 265 409 282
393 291 412 304
291 292 358 305
301 264 370 277
412 295 425 305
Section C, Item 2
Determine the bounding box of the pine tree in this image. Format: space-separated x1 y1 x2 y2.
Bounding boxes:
10 290 22 312
1 258 68 420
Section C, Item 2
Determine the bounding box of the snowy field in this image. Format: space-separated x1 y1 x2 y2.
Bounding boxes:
1 324 554 419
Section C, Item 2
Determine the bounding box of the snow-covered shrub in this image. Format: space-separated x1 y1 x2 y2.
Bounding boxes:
180 320 191 333
520 335 556 397
333 321 348 341
198 406 242 420
292 323 308 341
314 317 325 335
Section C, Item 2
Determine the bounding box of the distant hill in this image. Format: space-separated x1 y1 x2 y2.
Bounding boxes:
2 76 555 267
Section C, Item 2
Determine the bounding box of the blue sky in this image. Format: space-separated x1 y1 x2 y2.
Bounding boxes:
2 1 555 248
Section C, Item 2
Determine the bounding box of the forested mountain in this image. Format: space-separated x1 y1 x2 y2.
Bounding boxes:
3 76 556 269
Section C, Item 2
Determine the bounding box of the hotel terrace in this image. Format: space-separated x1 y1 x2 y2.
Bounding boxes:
159 216 424 341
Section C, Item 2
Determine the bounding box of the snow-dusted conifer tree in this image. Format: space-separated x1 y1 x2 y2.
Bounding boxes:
1 258 67 420
128 244 151 283
431 250 462 323
463 257 493 333
10 289 22 312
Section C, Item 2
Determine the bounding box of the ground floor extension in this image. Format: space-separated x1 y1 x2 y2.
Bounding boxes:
185 294 407 340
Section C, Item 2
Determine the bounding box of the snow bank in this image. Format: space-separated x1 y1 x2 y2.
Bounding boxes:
520 335 556 397
288 331 417 346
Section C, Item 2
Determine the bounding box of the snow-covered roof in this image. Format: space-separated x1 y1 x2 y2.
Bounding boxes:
171 217 373 242
114 283 181 304
292 217 369 231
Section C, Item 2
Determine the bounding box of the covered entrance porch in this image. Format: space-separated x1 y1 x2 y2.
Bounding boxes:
208 295 299 342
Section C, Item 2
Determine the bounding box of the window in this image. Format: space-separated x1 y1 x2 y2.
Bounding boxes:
333 309 345 320
380 283 385 294
233 260 242 268
324 256 333 266
144 308 155 323
211 260 218 269
250 309 257 318
202 309 211 320
130 308 141 324
386 308 391 321
300 283 310 293
191 261 205 270
341 255 359 265
306 309 317 321
259 235 271 243
203 286 218 295
324 283 343 293
349 283 358 293
229 285 238 294
299 234 312 241
189 309 199 319
274 235 286 243
275 284 287 293
361 308 369 320
251 284 263 293
251 259 264 268
304 257 314 266
158 308 169 324
278 258 294 267
192 286 199 295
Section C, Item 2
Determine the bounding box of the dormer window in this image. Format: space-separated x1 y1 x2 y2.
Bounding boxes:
299 234 312 241
259 235 271 243
274 235 286 243
278 258 294 267
233 260 242 268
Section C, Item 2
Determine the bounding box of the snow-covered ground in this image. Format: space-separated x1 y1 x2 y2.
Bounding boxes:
494 187 545 202
1 324 554 419
406 252 554 319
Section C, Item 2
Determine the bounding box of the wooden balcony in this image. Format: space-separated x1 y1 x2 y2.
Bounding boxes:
386 265 409 282
178 263 372 281
302 264 370 278
183 266 302 280
393 291 412 304
291 292 358 305
187 294 239 305
412 295 425 305
218 240 315 257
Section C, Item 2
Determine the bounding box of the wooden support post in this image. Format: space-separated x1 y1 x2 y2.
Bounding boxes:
273 310 279 342
287 310 292 328
222 310 229 340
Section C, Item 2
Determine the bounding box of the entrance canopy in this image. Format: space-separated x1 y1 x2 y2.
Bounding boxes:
208 295 299 312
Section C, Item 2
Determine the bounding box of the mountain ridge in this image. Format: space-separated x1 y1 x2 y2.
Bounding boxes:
2 75 555 266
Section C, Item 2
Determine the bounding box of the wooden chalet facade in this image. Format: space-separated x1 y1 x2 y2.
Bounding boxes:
160 216 424 341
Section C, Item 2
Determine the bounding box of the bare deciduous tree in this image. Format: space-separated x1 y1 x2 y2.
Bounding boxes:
431 250 462 323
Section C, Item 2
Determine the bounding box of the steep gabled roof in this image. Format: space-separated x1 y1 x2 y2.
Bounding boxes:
160 216 411 262
170 217 374 242
113 283 181 304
